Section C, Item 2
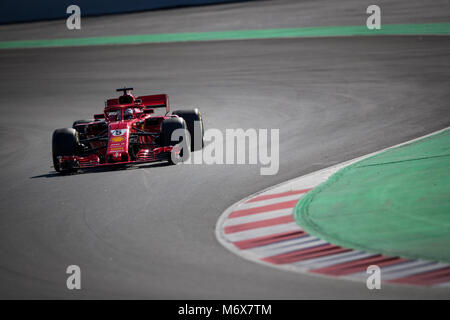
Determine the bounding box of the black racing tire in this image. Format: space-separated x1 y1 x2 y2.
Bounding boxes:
172 109 204 151
52 128 79 173
72 119 95 129
160 117 190 164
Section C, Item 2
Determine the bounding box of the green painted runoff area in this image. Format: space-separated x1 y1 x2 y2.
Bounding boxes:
295 129 450 263
1 22 450 49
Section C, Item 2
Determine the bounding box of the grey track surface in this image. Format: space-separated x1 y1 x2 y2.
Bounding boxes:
0 1 450 299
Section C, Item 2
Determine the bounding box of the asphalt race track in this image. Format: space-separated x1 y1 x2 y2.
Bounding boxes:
0 0 449 298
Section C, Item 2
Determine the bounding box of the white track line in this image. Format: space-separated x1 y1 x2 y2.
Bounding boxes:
223 209 295 226
236 193 307 210
247 237 328 257
224 222 302 242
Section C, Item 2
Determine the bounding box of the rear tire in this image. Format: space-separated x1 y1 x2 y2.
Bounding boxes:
172 109 204 151
160 117 190 164
52 128 79 173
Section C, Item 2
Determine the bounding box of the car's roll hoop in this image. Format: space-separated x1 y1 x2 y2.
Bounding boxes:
116 87 135 104
116 87 134 94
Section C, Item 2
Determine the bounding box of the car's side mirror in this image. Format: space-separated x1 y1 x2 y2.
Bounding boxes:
135 111 144 119
143 108 154 114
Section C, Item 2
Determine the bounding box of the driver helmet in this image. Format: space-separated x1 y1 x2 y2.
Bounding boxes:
124 108 134 120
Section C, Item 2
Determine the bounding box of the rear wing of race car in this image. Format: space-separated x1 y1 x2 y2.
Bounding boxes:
105 93 170 114
137 94 170 114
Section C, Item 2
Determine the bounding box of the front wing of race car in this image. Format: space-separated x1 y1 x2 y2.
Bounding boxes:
57 146 176 171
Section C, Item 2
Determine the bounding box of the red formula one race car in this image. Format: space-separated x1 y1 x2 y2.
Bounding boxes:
52 88 204 173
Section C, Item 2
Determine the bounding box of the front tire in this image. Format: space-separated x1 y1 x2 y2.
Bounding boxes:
160 117 190 164
52 128 79 173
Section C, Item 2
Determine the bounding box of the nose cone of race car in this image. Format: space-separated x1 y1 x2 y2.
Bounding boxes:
106 122 131 163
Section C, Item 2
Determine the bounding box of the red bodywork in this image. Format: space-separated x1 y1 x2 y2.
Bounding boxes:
58 91 180 170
